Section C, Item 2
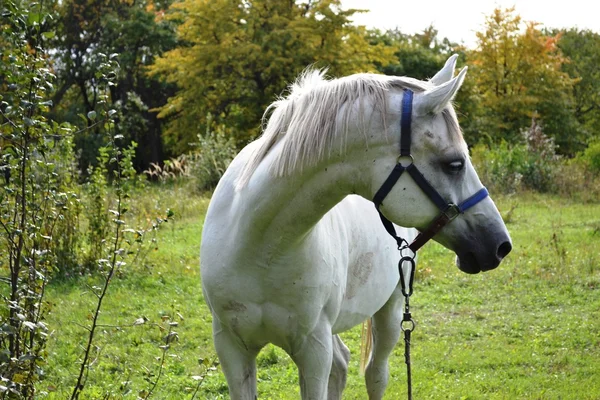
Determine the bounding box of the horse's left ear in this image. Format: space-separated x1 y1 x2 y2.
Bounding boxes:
415 66 467 116
430 54 458 86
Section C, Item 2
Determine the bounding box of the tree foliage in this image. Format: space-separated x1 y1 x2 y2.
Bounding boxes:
373 25 456 80
51 0 178 170
466 7 581 154
557 28 600 143
150 0 395 153
5 1 600 166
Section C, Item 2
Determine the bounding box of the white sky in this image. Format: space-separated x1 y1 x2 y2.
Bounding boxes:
341 0 599 48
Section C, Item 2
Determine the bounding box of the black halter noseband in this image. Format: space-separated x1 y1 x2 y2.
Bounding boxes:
372 89 489 254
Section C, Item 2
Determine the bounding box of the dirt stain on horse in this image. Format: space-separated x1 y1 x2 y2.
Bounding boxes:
345 252 374 299
223 300 247 312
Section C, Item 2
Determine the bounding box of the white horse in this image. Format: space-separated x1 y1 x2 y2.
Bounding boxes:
200 55 512 400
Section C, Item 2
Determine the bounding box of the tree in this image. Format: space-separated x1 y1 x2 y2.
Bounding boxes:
466 7 580 153
374 25 457 80
556 29 600 145
50 0 178 170
149 0 395 154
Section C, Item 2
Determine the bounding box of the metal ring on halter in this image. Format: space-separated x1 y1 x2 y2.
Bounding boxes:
397 237 410 252
396 154 414 167
401 317 416 332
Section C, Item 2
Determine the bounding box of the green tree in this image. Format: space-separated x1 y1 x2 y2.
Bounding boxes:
50 0 178 170
556 28 600 145
374 25 456 80
467 7 580 153
150 0 395 154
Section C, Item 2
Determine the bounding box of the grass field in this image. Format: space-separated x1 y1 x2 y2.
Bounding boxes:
38 188 600 399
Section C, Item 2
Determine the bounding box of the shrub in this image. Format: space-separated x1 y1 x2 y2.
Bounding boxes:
553 160 600 202
38 132 83 275
578 140 600 173
0 1 80 394
1 3 173 396
187 119 237 192
471 119 560 193
144 119 237 193
472 119 600 200
472 141 521 193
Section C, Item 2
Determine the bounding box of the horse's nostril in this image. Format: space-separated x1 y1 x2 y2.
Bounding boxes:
497 241 512 259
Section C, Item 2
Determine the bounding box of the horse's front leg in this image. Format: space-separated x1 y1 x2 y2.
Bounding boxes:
365 286 404 400
291 320 334 400
212 318 260 400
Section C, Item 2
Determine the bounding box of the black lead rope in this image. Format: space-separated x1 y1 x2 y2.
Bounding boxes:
372 89 490 400
399 255 416 400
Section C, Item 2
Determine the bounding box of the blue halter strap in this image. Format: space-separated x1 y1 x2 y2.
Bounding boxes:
372 89 489 253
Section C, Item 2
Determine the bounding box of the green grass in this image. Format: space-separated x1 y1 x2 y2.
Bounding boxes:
37 189 600 399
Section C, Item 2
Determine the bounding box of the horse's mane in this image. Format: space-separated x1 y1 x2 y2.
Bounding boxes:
236 69 447 190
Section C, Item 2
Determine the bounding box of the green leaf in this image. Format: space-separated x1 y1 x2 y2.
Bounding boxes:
87 111 97 120
27 12 41 25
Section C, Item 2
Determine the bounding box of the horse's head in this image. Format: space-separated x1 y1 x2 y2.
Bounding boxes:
371 56 512 274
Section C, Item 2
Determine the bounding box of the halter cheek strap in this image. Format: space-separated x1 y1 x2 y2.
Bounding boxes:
372 89 489 253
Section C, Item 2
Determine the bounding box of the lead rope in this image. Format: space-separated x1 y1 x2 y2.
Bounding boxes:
399 250 416 400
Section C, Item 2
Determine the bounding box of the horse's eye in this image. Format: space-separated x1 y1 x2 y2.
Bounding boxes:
446 160 464 174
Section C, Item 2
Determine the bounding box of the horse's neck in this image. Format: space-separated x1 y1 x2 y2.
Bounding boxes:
236 142 372 251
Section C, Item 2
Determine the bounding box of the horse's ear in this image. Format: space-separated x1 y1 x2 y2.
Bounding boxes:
429 54 459 86
415 66 467 116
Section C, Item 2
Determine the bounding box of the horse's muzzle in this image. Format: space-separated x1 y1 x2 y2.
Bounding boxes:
456 239 512 274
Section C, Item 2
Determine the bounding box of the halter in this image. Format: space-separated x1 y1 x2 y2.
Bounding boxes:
373 89 489 254
372 89 489 400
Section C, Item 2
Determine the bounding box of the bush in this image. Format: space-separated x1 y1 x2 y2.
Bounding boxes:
143 112 237 192
553 160 600 202
187 121 237 192
472 119 600 201
143 154 191 182
0 2 81 394
471 119 560 193
472 141 523 193
471 141 558 193
578 140 600 173
550 142 600 202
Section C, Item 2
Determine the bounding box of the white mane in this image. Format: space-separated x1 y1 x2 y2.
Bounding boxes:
235 69 432 189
